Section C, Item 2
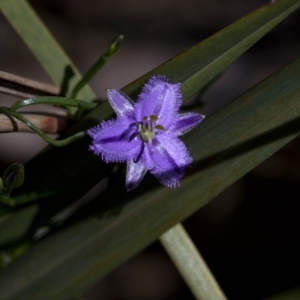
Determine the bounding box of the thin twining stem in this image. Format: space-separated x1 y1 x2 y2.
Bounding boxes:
0 107 84 146
0 70 59 98
160 224 227 300
0 112 67 134
70 35 123 99
0 96 97 146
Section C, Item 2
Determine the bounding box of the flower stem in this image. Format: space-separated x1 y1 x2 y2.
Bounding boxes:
10 96 97 111
160 223 227 300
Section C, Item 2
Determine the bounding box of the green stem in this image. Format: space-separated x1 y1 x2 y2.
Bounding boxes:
160 224 227 300
0 107 86 147
10 96 97 111
70 35 123 99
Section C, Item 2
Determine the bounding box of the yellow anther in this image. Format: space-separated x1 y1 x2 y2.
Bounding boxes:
138 115 162 143
150 115 158 121
155 125 166 131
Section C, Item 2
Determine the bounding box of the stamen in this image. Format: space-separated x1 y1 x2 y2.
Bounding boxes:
137 115 162 143
155 125 166 131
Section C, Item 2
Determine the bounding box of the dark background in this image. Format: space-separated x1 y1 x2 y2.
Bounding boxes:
1 1 300 299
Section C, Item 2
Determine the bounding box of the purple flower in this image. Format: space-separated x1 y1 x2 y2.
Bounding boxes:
88 75 204 191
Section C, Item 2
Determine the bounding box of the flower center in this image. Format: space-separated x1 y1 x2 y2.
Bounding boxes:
136 115 165 143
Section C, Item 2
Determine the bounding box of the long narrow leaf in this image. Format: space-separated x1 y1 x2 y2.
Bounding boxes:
123 0 300 99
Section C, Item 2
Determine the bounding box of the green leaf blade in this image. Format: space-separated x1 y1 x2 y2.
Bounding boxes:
120 0 300 100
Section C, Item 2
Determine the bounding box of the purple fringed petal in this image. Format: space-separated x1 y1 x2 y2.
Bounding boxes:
107 89 135 118
88 117 142 162
134 76 182 128
172 113 205 136
142 133 192 187
126 159 147 191
89 75 204 191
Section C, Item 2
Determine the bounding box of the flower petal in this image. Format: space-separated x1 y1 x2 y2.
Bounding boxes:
134 76 182 128
126 159 147 191
88 117 142 162
172 113 205 136
107 89 135 118
143 133 192 187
